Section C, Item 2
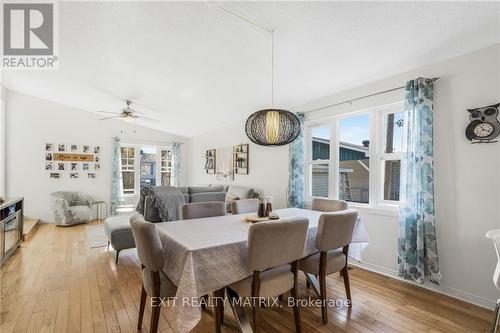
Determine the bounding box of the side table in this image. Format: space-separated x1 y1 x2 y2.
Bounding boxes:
90 201 108 222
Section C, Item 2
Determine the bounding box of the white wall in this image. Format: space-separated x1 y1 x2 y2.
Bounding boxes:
0 85 6 197
5 89 188 222
297 43 500 308
187 44 500 308
187 124 289 208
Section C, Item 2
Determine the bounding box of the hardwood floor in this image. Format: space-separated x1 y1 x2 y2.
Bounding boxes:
0 222 493 333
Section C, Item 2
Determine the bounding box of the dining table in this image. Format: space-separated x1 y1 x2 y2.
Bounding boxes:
155 207 370 333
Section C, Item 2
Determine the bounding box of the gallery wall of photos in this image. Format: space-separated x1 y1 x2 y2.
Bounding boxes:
45 143 101 179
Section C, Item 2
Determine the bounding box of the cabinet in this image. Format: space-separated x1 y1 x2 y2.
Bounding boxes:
0 198 23 265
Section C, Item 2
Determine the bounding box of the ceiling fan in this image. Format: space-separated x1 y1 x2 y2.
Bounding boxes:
98 100 160 123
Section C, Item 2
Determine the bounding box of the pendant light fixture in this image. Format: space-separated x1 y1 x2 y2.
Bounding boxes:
213 3 301 146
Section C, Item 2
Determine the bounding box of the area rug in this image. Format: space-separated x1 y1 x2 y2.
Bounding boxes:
85 224 108 248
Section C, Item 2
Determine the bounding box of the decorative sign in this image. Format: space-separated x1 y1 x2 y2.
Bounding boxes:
52 153 94 162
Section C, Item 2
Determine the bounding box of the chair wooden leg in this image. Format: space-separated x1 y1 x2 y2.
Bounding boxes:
492 299 500 333
115 249 121 264
214 288 225 333
342 266 352 306
342 245 352 307
251 271 261 333
150 271 161 333
319 252 328 324
291 261 302 333
137 285 147 329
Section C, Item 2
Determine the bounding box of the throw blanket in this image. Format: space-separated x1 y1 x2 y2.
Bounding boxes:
136 186 186 221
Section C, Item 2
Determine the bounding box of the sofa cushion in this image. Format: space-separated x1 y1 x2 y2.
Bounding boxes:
68 205 91 223
190 192 227 203
188 185 224 194
227 185 253 200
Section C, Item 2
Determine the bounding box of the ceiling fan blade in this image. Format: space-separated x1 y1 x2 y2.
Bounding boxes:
99 116 122 121
98 111 120 115
139 116 160 123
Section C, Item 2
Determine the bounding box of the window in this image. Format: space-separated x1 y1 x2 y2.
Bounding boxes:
381 110 405 202
306 102 404 208
120 146 135 195
120 145 175 196
307 127 331 197
160 149 172 186
339 114 370 204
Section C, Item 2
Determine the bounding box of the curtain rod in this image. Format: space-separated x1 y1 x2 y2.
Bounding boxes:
305 77 439 114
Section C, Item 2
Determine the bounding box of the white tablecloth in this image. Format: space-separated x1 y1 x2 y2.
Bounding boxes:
155 208 370 332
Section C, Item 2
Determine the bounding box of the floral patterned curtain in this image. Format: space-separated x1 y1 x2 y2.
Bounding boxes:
398 78 441 284
287 112 305 208
110 137 122 215
171 142 182 186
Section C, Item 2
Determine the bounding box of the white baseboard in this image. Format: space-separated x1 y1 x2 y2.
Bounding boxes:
350 260 496 310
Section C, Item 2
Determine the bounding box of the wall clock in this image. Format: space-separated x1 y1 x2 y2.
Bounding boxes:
465 103 500 143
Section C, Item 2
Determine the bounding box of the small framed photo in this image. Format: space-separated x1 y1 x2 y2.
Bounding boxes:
45 143 53 151
45 153 52 161
58 144 66 152
83 145 90 153
70 144 78 152
70 163 78 171
50 173 60 179
88 173 96 179
82 163 89 171
94 163 100 171
94 155 100 162
57 163 65 171
45 162 53 171
70 173 79 179
94 146 100 154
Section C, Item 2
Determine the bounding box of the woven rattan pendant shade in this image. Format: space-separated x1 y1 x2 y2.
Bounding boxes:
245 109 301 146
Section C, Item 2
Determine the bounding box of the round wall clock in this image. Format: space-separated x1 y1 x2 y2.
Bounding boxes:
465 103 500 143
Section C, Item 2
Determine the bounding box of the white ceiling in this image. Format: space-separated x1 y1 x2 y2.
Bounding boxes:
3 1 499 137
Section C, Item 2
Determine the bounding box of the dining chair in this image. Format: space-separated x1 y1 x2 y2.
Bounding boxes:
225 217 309 333
311 197 348 212
299 209 358 324
231 198 259 214
130 214 177 333
181 201 226 220
486 229 500 333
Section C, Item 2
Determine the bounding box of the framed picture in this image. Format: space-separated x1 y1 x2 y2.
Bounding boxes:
94 146 100 154
70 173 79 179
94 163 100 171
70 163 78 171
45 143 53 151
70 144 78 152
88 173 96 179
50 173 60 179
83 145 90 153
94 155 100 162
45 153 52 161
82 163 89 171
57 163 65 171
58 144 66 152
45 162 53 171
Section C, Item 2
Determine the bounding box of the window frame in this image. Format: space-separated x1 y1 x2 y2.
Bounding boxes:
305 101 404 210
120 144 173 197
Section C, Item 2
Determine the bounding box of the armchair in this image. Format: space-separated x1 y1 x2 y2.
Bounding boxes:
50 191 93 226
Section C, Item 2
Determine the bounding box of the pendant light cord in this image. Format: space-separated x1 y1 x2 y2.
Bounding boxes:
210 1 275 107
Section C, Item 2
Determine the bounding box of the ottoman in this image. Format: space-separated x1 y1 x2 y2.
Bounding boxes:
104 215 136 264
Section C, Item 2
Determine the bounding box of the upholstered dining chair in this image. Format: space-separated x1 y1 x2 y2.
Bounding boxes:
311 197 348 212
231 198 259 214
130 214 177 333
486 229 500 333
299 209 358 324
181 201 226 220
224 217 309 333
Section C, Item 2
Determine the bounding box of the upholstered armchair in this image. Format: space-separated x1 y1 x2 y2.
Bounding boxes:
50 191 93 226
